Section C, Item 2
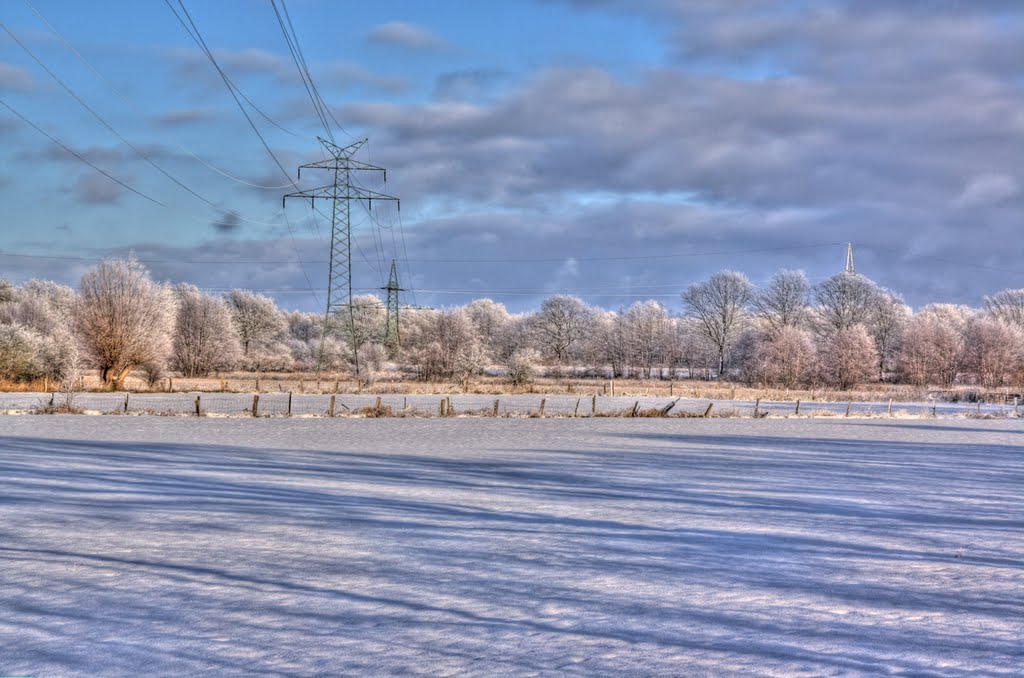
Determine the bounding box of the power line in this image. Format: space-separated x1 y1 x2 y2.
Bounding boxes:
268 0 335 140
0 96 166 207
19 0 294 190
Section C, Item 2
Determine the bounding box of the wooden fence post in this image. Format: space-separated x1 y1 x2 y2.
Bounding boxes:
539 398 546 418
610 379 615 397
887 399 893 417
287 392 293 417
493 399 500 417
753 398 760 418
124 393 129 414
574 398 581 417
440 399 447 417
630 401 639 417
845 401 852 417
194 395 201 417
795 399 801 416
252 394 260 417
168 377 173 392
703 402 714 418
329 394 336 418
592 394 597 416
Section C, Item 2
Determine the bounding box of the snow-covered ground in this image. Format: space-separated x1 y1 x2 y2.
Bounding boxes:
1 418 1022 676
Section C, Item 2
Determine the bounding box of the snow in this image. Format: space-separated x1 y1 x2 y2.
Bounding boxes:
1 417 1022 676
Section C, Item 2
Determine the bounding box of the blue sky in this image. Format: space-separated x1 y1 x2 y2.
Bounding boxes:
2 0 1023 312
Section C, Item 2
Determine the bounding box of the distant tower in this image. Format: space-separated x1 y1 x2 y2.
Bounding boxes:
382 260 404 356
845 242 855 274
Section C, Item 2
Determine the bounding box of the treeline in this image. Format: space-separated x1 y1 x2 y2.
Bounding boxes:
2 259 1024 390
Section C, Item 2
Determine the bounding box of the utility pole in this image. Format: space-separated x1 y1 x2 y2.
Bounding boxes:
284 137 398 375
845 242 855 274
382 260 404 357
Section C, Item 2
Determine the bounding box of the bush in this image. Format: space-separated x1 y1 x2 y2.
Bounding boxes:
505 348 542 386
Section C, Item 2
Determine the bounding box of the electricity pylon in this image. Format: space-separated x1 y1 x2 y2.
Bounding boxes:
382 260 404 356
283 137 399 375
845 242 855 274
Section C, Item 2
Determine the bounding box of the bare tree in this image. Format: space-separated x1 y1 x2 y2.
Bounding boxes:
173 285 242 377
754 269 810 335
76 258 176 389
529 295 596 367
812 272 882 335
682 270 754 378
505 347 542 386
817 325 878 390
983 288 1024 330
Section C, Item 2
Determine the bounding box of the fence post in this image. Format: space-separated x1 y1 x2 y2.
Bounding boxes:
329 394 335 417
631 401 639 417
539 398 546 418
440 399 447 417
194 395 201 417
669 381 674 397
221 378 226 392
255 377 260 392
375 396 382 413
610 379 615 397
287 392 293 417
493 399 500 417
795 399 801 416
124 393 129 414
592 394 597 416
753 398 760 418
845 401 852 417
703 402 714 418
887 398 893 417
574 398 581 417
168 377 173 392
252 394 260 417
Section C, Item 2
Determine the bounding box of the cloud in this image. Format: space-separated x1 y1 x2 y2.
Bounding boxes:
0 63 34 92
69 172 129 205
434 69 507 101
954 173 1020 208
153 109 220 126
212 211 242 234
322 62 410 94
366 22 452 51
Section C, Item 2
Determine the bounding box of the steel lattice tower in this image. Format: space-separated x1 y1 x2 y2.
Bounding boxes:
845 242 855 274
284 137 398 375
382 260 404 356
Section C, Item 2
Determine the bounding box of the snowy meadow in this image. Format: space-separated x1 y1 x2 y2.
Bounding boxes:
1 417 1022 676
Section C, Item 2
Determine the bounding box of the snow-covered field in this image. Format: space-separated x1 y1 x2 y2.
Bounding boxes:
1 418 1021 676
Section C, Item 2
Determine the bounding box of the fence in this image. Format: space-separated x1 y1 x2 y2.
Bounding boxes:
1 392 1021 419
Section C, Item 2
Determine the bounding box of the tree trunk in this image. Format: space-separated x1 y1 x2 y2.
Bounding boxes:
112 365 132 390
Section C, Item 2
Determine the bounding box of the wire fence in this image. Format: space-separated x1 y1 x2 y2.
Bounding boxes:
1 392 1021 419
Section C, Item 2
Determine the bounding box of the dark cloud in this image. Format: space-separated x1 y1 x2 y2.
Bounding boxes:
366 22 452 51
212 211 241 234
153 109 220 126
69 172 129 205
336 1 1024 309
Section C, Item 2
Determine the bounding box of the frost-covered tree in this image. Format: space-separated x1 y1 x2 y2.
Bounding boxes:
225 290 285 357
754 269 810 335
812 272 882 334
683 270 754 378
403 309 487 381
465 299 510 358
623 300 671 378
173 285 242 377
960 317 1021 387
529 295 596 366
896 305 971 386
76 258 176 388
983 288 1024 330
736 326 817 388
817 325 878 389
869 293 910 380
